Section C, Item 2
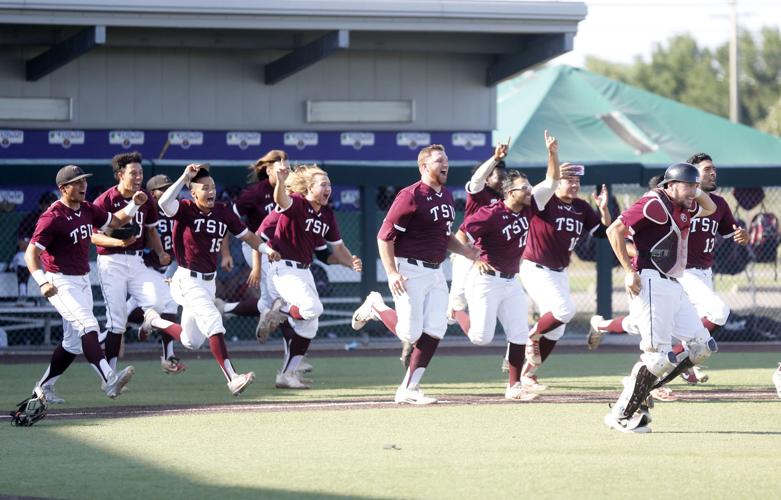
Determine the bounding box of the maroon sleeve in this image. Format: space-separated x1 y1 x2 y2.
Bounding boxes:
258 210 279 240
224 205 248 236
378 190 415 241
718 199 738 236
620 197 656 233
235 188 253 217
30 211 56 249
584 200 602 233
144 195 159 226
324 209 342 243
90 202 111 230
460 208 490 240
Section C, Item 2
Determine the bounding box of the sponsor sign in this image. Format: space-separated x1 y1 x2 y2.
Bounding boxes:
396 132 430 149
48 130 84 149
226 132 261 150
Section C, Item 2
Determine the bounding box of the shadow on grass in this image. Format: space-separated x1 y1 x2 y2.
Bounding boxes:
0 423 387 500
657 430 781 436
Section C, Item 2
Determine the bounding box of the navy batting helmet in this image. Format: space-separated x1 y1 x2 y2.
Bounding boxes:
657 162 699 187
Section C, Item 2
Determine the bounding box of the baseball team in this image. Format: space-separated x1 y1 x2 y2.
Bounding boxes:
16 133 781 432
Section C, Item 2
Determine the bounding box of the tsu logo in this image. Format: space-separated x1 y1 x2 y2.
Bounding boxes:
681 214 688 222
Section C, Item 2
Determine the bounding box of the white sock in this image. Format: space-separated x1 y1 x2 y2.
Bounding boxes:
408 367 426 387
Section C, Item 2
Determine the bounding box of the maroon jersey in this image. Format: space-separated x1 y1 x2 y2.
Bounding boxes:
234 180 275 232
620 191 699 274
170 200 248 273
143 206 174 269
378 181 455 264
461 201 535 274
270 194 341 264
464 182 502 218
522 195 602 269
31 200 111 275
686 194 738 269
257 209 280 241
93 186 158 255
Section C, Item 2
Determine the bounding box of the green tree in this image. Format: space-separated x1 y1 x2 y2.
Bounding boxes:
585 27 781 134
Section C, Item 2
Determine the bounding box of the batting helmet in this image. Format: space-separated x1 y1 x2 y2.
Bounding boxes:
657 162 700 187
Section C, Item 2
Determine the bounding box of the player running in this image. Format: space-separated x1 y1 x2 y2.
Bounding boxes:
25 165 142 403
157 164 263 395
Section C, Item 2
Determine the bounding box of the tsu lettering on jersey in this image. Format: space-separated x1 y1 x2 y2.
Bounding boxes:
31 200 111 275
378 181 455 264
522 196 601 269
270 194 341 264
171 200 247 273
93 186 158 255
461 200 535 274
234 179 275 232
686 194 737 269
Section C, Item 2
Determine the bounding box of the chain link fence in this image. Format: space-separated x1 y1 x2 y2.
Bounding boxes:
2 181 780 349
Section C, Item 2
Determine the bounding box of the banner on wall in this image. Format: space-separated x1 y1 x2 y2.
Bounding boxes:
0 129 492 162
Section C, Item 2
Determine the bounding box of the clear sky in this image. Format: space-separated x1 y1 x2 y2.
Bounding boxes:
550 0 781 67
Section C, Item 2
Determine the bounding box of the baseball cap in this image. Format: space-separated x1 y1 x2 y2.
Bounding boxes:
55 165 92 186
146 174 173 192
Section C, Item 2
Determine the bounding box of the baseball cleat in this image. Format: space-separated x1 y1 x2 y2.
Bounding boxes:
773 363 781 399
104 366 135 399
351 291 383 330
603 411 652 434
37 384 65 404
161 356 187 374
525 338 542 366
228 371 255 396
505 382 539 401
275 371 310 389
649 386 678 402
587 315 605 351
681 366 709 384
400 341 413 369
255 298 285 343
521 374 547 392
394 384 437 405
296 357 314 374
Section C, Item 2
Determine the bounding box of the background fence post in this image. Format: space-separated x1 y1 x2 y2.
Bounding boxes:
360 183 379 300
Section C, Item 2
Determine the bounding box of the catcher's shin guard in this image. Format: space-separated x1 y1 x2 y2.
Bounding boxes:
651 357 694 391
622 366 658 418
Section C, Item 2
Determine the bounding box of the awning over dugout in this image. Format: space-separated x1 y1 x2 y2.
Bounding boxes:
497 65 781 170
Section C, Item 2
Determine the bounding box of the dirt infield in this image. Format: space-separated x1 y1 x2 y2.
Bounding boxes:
2 389 776 422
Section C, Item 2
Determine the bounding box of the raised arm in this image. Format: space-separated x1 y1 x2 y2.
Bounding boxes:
273 166 291 210
468 140 508 192
160 164 200 217
695 188 717 217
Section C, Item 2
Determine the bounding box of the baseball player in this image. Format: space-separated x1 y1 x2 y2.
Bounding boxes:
263 164 362 389
225 150 290 318
124 173 187 373
25 165 141 403
588 154 748 387
519 164 612 390
603 162 717 433
92 152 185 377
455 131 571 400
157 164 262 395
372 144 478 404
447 143 508 332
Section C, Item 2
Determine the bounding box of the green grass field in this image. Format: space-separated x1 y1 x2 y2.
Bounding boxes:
2 351 780 499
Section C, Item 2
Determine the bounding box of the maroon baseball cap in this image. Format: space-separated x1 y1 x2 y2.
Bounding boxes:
56 165 93 186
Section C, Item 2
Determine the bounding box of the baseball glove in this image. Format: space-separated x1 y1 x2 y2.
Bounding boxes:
9 388 48 427
105 223 140 240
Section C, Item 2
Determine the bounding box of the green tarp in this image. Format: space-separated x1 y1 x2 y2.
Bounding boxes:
497 65 781 167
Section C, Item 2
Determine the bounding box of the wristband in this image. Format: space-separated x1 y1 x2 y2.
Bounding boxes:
32 269 47 287
121 200 140 219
